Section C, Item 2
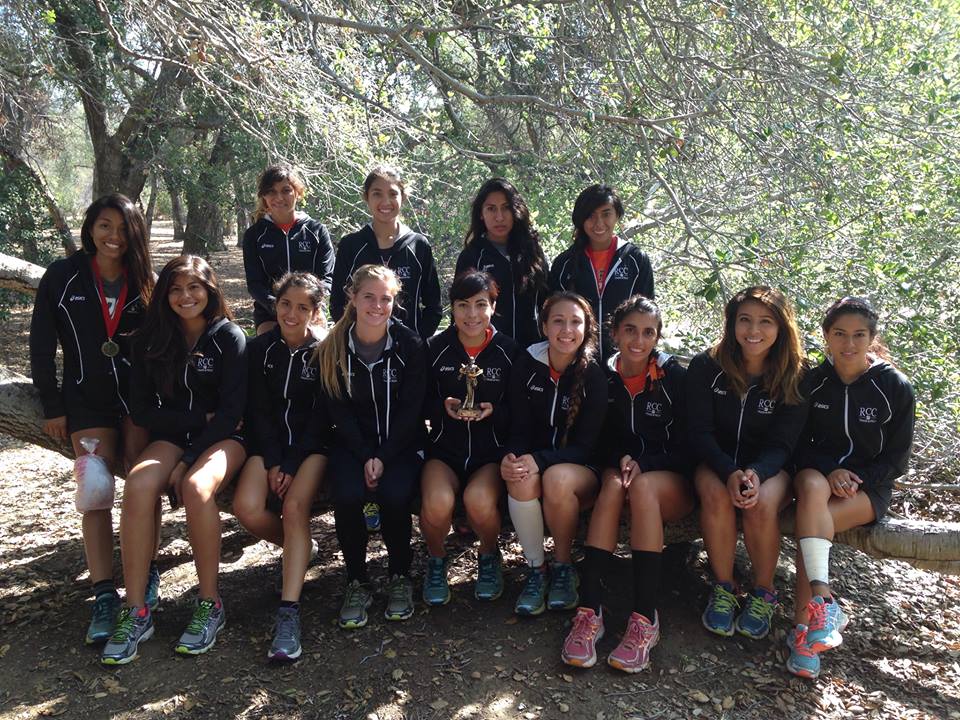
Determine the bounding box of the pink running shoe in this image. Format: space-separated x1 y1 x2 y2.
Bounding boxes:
561 607 605 668
607 611 660 673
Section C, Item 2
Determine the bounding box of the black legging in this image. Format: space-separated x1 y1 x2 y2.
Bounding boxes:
328 448 421 581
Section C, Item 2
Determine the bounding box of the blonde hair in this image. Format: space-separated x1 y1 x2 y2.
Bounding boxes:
316 264 402 399
252 164 307 222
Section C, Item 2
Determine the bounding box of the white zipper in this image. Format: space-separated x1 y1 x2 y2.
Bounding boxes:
733 385 755 465
838 386 854 463
282 348 295 444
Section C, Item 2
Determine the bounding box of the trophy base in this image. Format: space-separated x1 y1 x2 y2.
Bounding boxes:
457 407 483 420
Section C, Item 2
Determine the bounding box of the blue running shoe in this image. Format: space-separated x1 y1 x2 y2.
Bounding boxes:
786 624 820 679
175 598 225 655
101 606 153 665
145 563 161 612
805 596 849 653
268 606 302 661
515 565 548 616
86 592 120 645
702 582 739 637
475 551 504 601
363 503 381 533
422 556 451 606
735 587 777 640
547 561 579 611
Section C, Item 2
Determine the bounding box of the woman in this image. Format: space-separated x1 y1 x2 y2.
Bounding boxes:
687 286 807 642
317 264 426 628
548 184 654 360
233 272 329 661
561 295 693 672
242 164 335 334
421 271 518 606
330 165 442 340
455 178 549 347
786 297 914 679
29 193 157 645
501 292 607 616
101 256 247 665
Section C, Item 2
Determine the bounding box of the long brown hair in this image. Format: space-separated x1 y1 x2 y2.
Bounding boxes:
540 291 599 446
138 255 233 396
80 193 154 304
710 286 805 404
316 264 401 400
252 164 306 222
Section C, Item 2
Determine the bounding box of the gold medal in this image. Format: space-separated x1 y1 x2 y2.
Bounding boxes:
101 339 120 358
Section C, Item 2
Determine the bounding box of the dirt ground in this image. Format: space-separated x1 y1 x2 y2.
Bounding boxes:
1 224 958 720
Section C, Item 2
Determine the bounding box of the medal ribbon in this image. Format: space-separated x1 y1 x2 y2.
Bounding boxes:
91 258 129 342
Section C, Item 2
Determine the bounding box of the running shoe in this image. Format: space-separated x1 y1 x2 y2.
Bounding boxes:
735 587 777 640
86 591 120 645
701 582 739 637
363 503 381 533
384 574 415 621
805 595 849 653
786 624 820 679
267 606 302 661
561 607 605 668
608 611 660 673
475 551 504 601
547 561 579 610
100 606 153 665
339 580 373 629
175 598 225 655
422 556 450 606
145 563 161 612
514 564 548 616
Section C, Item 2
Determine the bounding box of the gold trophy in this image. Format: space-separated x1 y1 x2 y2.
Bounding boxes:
457 360 484 419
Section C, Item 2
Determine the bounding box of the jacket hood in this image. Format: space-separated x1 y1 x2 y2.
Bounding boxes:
263 211 310 225
825 355 894 385
606 349 675 373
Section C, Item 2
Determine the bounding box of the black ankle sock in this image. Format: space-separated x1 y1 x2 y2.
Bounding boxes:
631 550 662 620
581 546 613 614
92 579 116 598
279 600 300 610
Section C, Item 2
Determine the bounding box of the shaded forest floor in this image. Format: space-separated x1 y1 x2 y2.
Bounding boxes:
0 223 958 720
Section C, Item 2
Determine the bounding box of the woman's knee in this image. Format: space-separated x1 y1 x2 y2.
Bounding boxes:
464 484 499 519
421 486 455 521
182 472 219 505
794 469 830 501
281 493 313 522
696 478 731 510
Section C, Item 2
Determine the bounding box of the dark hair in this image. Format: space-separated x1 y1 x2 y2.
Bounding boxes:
608 294 662 338
80 193 154 305
449 270 500 305
822 296 891 362
253 164 307 221
465 178 548 295
711 286 805 404
139 255 233 396
571 183 624 247
362 165 409 200
541 291 599 446
275 272 326 312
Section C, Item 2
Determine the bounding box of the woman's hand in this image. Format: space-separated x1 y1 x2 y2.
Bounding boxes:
619 454 638 489
827 468 862 499
727 469 759 510
364 457 384 490
43 416 68 441
443 397 463 419
501 452 535 483
268 465 293 497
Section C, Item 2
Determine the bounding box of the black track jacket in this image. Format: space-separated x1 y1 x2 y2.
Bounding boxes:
598 351 688 473
330 224 442 339
795 358 914 488
242 212 335 318
455 236 548 348
548 238 654 359
506 341 608 472
425 326 519 470
321 320 426 464
686 351 808 482
131 318 247 466
30 252 147 419
246 326 323 476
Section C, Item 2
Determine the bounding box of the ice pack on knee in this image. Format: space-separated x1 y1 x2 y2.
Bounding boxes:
74 437 115 512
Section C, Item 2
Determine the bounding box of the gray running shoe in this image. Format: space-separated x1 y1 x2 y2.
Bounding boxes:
339 580 373 629
100 606 154 665
86 592 120 645
384 574 415 621
267 606 302 661
175 598 225 655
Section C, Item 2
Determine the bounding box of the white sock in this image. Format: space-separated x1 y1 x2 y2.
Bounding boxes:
799 537 832 587
508 496 545 567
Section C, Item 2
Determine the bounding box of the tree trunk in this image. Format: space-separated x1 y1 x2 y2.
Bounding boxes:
0 252 46 295
182 130 231 255
165 173 187 240
0 149 78 255
231 160 248 248
144 171 159 238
